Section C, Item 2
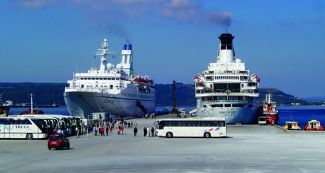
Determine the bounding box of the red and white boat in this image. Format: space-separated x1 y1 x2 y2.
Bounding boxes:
304 119 324 131
262 94 278 125
20 93 44 115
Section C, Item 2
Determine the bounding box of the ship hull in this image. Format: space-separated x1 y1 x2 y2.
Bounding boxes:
64 91 155 118
196 102 258 124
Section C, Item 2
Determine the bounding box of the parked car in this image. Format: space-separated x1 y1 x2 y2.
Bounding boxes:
48 134 70 150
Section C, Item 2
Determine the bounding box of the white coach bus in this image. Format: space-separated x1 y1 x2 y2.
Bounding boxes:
0 117 55 140
154 117 226 138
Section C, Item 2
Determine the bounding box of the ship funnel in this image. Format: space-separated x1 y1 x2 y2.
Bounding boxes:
121 43 133 75
219 33 234 50
128 44 132 50
217 33 235 63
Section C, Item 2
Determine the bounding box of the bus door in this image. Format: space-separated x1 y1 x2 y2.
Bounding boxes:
0 123 4 138
4 123 10 138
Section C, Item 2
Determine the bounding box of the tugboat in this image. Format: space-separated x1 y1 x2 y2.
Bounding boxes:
20 93 44 115
283 121 301 130
304 119 324 131
262 94 278 125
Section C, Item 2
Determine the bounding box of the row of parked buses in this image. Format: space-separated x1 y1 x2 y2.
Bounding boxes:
0 114 83 140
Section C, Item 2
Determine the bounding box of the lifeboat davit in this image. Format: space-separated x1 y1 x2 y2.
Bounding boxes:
304 119 324 131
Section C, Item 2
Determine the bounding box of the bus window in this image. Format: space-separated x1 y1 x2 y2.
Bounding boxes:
159 121 165 129
21 119 32 124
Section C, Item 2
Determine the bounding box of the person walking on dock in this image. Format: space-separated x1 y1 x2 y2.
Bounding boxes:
133 126 138 136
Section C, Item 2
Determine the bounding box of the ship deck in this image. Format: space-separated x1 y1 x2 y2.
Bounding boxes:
1 114 325 172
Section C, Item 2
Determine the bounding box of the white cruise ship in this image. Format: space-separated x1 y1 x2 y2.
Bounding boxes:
193 33 259 124
64 38 155 118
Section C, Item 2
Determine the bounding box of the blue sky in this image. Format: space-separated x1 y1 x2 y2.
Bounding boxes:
0 0 324 98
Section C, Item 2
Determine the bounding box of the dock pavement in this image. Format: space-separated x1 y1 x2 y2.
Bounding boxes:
1 114 325 173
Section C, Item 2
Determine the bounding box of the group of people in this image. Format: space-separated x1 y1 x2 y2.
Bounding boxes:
143 126 156 137
91 120 156 138
144 113 156 119
52 125 85 137
93 121 114 136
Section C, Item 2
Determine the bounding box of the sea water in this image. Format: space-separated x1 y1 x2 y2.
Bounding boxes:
9 105 325 127
9 107 70 115
278 106 325 127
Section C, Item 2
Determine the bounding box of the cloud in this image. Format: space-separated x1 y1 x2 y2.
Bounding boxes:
9 0 57 9
7 0 232 38
159 0 232 27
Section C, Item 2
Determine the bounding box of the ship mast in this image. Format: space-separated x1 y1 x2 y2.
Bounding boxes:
96 38 110 73
30 93 33 114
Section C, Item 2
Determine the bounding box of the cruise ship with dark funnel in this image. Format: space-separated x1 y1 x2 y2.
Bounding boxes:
193 33 260 123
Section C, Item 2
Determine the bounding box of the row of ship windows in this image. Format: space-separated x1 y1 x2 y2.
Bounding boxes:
78 85 120 89
78 77 125 81
203 104 245 108
205 76 249 80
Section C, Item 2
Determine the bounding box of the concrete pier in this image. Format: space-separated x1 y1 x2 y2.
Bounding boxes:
1 115 325 173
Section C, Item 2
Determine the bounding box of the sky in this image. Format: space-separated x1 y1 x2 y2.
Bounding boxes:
0 0 324 98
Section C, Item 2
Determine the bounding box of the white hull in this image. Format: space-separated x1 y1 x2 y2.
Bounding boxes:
196 101 258 124
194 33 259 124
64 91 155 118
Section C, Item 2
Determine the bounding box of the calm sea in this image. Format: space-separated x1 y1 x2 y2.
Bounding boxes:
278 106 325 126
10 105 325 127
10 107 70 115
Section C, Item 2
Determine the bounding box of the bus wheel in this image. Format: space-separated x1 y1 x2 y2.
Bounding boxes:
166 132 173 138
26 133 33 140
204 132 211 138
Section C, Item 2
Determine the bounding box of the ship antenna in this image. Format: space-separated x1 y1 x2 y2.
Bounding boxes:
30 93 33 114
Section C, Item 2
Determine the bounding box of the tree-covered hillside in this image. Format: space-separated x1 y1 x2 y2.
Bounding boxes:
0 82 318 106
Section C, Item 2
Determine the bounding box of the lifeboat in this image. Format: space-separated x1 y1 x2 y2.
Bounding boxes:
283 121 301 130
20 93 44 115
304 119 324 131
133 76 153 84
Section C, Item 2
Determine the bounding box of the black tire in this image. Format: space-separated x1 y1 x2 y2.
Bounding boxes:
166 132 173 138
48 147 51 150
67 144 70 150
26 133 33 140
204 132 211 138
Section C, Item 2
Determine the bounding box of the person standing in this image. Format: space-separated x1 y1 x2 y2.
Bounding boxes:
109 124 113 134
121 124 125 134
105 122 109 136
143 126 147 137
147 127 150 137
151 127 155 137
133 126 138 136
